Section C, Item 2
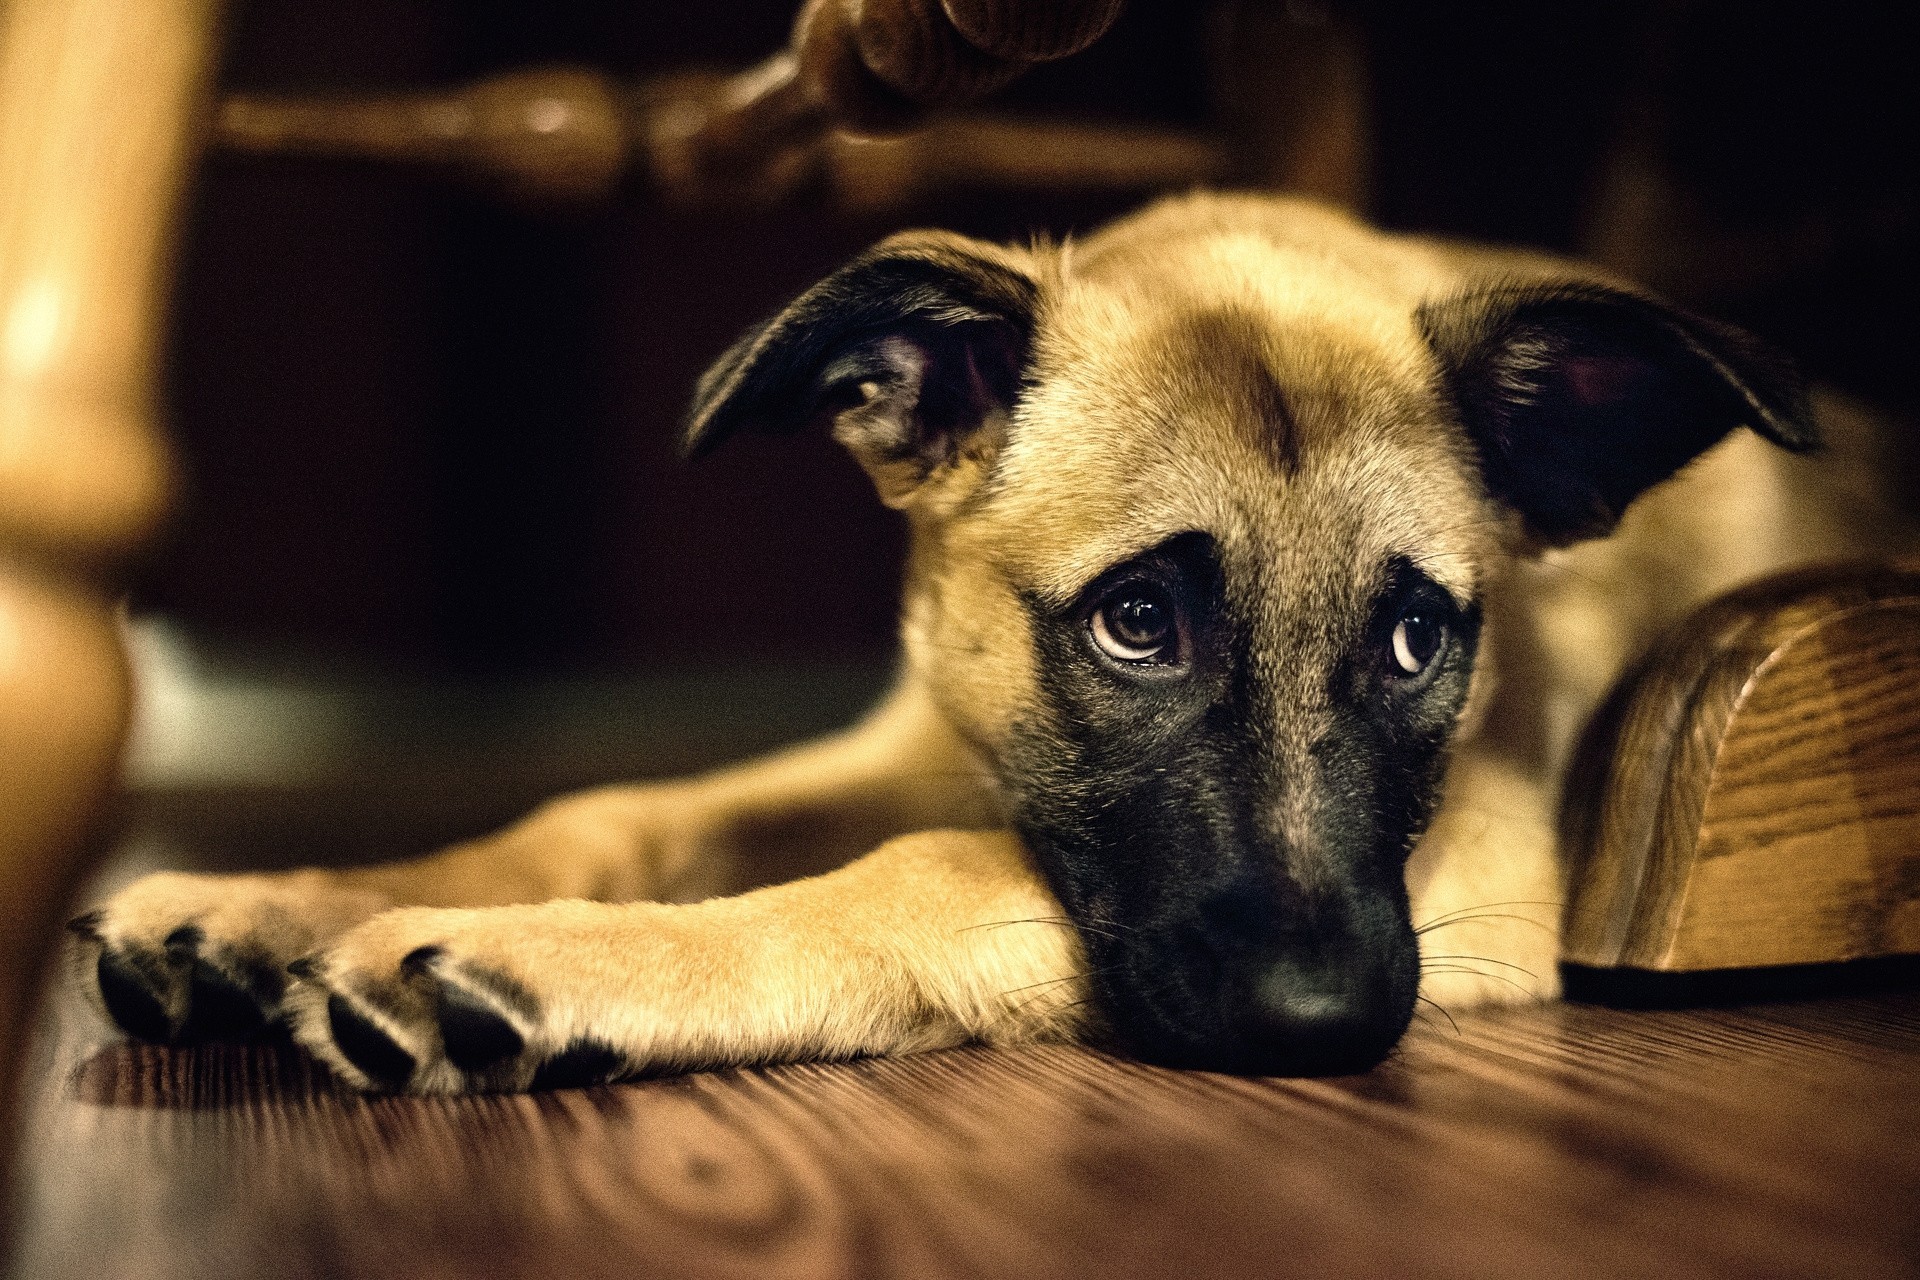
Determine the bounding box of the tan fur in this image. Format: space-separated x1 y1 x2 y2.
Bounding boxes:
74 193 1914 1092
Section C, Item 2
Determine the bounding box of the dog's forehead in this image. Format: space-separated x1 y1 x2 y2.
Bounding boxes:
977 250 1492 607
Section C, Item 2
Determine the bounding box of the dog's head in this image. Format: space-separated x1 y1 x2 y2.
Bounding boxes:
685 194 1815 1075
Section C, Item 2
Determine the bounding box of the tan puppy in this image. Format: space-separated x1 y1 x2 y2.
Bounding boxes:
71 193 1902 1093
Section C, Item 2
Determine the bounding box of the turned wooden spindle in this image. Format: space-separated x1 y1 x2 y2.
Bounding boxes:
940 0 1127 61
0 0 217 1187
1562 560 1920 973
217 72 1223 211
215 1 1139 206
847 0 1027 110
792 0 1125 129
219 66 628 203
677 0 1128 196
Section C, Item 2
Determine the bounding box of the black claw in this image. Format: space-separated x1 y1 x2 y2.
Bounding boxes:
178 959 269 1042
96 950 173 1043
67 910 104 940
530 1040 626 1092
286 956 319 981
162 924 205 957
326 994 415 1089
436 980 526 1071
238 953 288 1007
399 945 445 979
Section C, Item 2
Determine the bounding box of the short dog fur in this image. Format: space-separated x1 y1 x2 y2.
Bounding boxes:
72 193 1913 1091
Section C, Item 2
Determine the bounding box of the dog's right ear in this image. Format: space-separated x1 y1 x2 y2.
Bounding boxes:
683 231 1038 509
1420 281 1818 546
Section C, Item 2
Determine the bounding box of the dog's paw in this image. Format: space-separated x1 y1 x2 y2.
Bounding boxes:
71 870 392 1044
282 904 643 1095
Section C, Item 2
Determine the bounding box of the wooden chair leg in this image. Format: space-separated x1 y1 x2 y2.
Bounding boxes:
0 0 220 1192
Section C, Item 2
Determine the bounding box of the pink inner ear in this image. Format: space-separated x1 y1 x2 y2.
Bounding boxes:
830 335 930 458
1561 354 1646 406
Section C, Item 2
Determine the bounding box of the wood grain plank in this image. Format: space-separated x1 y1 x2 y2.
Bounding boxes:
1563 560 1920 971
1676 603 1920 966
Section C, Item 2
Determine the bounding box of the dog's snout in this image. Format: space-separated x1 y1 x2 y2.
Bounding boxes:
1127 884 1415 1077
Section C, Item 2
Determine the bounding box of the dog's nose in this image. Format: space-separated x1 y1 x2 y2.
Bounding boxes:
1180 887 1411 1075
1234 955 1403 1076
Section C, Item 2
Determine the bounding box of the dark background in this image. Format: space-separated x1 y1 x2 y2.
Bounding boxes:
144 0 1920 674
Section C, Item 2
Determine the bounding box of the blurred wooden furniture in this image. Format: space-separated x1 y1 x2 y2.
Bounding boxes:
1564 560 1920 973
0 0 219 1181
212 68 1227 211
207 4 1234 211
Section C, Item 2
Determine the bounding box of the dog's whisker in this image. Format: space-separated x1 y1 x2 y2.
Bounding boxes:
1418 964 1540 997
1414 899 1561 927
1007 967 1117 1014
1414 995 1460 1036
1414 912 1560 938
1420 953 1541 980
960 916 1131 945
961 917 1069 934
1035 994 1104 1021
1000 968 1101 999
1509 555 1611 591
1412 900 1561 932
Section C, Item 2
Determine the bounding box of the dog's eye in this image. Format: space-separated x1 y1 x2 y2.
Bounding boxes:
1092 588 1178 663
1389 608 1446 677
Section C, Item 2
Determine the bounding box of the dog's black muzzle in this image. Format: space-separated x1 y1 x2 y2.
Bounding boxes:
1089 873 1420 1077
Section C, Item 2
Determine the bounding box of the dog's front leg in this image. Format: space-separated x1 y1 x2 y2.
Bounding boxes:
74 682 1002 1044
278 829 1087 1093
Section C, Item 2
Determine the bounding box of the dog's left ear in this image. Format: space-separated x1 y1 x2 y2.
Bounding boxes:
1420 283 1819 545
683 231 1037 509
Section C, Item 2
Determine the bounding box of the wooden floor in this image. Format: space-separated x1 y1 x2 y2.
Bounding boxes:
11 976 1920 1278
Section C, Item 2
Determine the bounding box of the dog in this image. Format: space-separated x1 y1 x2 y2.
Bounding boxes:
71 192 1911 1093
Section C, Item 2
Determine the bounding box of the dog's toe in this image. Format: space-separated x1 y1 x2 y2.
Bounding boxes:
93 924 276 1045
284 909 645 1095
179 958 271 1041
404 953 542 1087
284 922 530 1093
75 870 392 1046
281 954 431 1093
95 948 175 1043
324 993 418 1090
432 980 527 1072
529 1040 628 1091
